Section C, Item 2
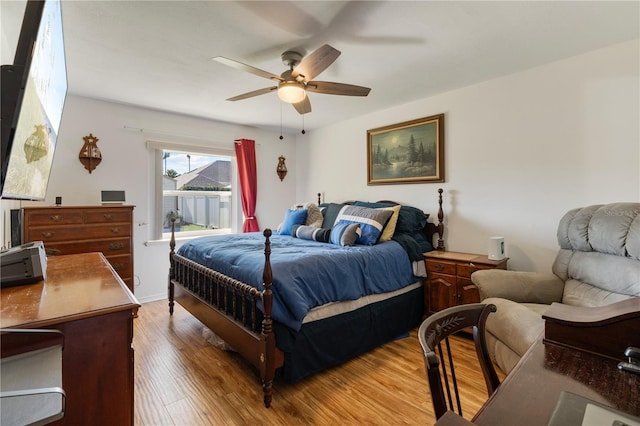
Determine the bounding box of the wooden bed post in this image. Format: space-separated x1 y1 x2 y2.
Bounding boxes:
168 218 176 315
260 228 276 408
437 188 445 250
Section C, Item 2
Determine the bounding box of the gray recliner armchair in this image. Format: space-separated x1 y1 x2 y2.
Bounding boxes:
471 203 640 374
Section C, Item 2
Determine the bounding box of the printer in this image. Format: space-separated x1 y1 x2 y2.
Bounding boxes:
1 241 47 287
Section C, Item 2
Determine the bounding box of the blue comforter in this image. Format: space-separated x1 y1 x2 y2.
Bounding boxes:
177 233 416 331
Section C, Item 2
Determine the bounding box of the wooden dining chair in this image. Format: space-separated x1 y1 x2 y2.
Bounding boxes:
418 303 500 420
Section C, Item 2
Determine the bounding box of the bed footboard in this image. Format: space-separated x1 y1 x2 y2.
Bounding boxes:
168 225 282 407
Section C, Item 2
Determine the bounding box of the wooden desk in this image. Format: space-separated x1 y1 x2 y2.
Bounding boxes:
1 252 140 425
473 335 640 425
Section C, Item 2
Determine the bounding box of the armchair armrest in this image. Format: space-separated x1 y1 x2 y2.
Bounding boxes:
471 270 564 304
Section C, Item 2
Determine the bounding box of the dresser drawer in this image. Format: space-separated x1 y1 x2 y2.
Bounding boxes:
23 205 135 293
24 211 84 226
106 254 133 279
426 260 456 275
28 224 132 242
85 210 131 224
42 238 131 256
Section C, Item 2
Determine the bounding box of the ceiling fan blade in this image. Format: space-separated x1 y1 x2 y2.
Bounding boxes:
306 81 371 97
213 56 283 82
227 86 277 101
292 96 312 114
292 44 340 82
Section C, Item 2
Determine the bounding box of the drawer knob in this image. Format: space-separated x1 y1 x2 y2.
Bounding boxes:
435 264 444 272
112 263 123 270
41 231 54 238
104 214 113 220
50 214 62 222
111 227 120 234
109 242 124 250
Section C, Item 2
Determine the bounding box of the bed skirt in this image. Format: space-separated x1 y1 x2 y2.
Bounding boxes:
274 284 424 383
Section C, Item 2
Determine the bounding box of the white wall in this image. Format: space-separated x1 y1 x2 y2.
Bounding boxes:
296 39 640 273
1 96 297 302
3 39 638 301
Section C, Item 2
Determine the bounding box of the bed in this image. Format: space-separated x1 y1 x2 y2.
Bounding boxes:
168 189 445 407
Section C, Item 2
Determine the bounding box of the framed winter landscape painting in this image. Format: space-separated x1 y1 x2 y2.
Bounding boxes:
367 113 444 185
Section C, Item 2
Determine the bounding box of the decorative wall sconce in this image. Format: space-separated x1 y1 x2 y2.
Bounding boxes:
79 133 102 173
276 155 287 181
24 124 49 163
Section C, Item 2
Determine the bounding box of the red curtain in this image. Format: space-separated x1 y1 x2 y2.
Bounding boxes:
234 139 259 232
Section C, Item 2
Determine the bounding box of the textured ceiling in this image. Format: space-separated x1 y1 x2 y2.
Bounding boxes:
2 1 638 134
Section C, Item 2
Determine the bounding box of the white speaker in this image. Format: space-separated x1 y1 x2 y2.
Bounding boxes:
488 236 505 260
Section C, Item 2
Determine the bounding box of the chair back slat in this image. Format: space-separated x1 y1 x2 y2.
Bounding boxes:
419 303 500 420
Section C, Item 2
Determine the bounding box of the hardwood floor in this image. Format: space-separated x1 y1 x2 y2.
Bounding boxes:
134 300 502 425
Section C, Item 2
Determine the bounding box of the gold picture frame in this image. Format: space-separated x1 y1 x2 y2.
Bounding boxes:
367 113 444 185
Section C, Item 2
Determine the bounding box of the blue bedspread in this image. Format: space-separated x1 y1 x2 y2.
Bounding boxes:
177 233 416 331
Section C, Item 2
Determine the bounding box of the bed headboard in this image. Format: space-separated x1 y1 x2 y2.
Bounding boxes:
316 188 445 251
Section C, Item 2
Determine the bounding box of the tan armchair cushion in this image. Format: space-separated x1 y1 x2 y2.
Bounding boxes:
472 270 564 304
483 298 547 359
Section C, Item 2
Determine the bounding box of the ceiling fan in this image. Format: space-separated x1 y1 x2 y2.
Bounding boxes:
212 44 371 115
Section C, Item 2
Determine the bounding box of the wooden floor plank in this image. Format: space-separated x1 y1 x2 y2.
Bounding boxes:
134 300 504 425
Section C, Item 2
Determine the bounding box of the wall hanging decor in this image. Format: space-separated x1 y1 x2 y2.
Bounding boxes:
367 113 445 185
79 133 102 173
276 155 287 181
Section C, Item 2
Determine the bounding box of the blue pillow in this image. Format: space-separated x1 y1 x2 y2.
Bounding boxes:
334 205 393 245
396 205 428 233
279 209 308 236
330 222 361 246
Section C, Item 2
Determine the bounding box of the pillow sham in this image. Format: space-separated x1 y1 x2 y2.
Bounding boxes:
279 209 308 236
334 205 393 246
291 202 323 228
291 224 331 243
396 205 428 233
321 203 347 229
330 222 361 247
378 205 401 242
353 201 429 233
353 201 395 209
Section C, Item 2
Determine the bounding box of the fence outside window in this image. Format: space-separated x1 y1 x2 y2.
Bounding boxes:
162 189 232 236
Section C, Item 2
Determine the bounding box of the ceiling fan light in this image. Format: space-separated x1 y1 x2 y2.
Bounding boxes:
277 82 306 104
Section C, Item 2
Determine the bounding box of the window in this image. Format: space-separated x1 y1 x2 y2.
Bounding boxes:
147 141 238 241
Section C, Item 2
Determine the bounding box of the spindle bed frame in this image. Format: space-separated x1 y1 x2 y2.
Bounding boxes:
168 189 445 407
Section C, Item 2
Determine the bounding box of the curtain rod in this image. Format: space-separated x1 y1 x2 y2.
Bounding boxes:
123 125 261 146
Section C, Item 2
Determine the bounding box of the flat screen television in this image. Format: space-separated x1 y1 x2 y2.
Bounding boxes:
0 0 67 200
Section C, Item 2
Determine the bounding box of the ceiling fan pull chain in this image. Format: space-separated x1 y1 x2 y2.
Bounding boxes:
301 115 306 135
279 102 284 140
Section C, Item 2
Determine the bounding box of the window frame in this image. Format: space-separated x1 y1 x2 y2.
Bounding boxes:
147 140 241 242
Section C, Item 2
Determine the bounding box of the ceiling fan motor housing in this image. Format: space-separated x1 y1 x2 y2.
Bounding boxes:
281 50 303 68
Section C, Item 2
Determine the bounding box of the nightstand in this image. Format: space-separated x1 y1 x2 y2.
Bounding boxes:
423 251 508 315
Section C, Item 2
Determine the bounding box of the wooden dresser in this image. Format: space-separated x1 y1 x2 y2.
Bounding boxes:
0 253 140 426
22 205 135 292
424 250 508 315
